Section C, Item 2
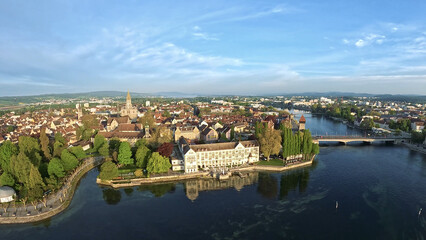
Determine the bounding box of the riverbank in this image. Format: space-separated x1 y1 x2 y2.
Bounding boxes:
402 142 426 154
0 156 104 224
98 156 315 188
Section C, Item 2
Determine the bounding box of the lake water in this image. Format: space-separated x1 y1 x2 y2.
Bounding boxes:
1 112 425 240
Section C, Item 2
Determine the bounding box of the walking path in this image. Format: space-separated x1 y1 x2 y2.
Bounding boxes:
99 156 315 188
0 156 104 224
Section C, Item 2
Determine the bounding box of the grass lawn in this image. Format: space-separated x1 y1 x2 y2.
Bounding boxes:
256 158 284 166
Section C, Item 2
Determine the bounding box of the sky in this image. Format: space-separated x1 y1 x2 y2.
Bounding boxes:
1 0 426 96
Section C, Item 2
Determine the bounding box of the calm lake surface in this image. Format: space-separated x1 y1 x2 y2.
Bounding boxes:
1 112 425 240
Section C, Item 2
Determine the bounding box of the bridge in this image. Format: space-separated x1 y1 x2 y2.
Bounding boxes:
312 135 410 145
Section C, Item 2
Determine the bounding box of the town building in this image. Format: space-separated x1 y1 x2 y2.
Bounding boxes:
120 91 138 120
177 137 259 173
299 115 306 130
411 121 425 132
0 186 16 203
200 126 219 143
174 126 200 142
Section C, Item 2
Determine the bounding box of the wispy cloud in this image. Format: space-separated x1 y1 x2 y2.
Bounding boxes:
220 5 294 22
344 33 386 48
191 26 219 41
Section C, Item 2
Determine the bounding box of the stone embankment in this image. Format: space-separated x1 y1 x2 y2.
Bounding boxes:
99 156 315 188
234 157 314 173
403 142 426 154
0 156 104 224
97 172 210 188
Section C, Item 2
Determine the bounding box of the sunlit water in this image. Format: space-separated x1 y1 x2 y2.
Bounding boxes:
1 112 425 240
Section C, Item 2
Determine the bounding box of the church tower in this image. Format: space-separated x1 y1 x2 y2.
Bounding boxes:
121 91 138 120
299 115 306 130
126 91 132 109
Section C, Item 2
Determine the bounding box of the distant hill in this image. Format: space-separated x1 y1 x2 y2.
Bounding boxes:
1 91 425 108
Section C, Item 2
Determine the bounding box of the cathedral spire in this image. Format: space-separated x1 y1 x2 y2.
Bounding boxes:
126 90 132 109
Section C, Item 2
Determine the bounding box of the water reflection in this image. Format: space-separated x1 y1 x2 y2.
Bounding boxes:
185 172 259 201
137 183 176 197
280 160 318 199
101 163 317 204
124 188 134 197
257 173 278 199
102 188 122 205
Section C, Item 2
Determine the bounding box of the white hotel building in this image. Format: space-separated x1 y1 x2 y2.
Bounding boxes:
177 137 259 173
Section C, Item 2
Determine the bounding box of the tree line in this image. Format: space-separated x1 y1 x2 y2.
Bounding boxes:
96 135 173 181
0 129 87 202
255 122 319 161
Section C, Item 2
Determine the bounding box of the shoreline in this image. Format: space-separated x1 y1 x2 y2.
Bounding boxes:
402 142 426 154
0 157 105 225
98 155 316 188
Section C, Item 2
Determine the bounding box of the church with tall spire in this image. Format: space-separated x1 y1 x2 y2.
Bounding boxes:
120 91 138 120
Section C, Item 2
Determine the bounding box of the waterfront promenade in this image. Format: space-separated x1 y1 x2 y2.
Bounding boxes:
0 156 105 224
99 156 316 188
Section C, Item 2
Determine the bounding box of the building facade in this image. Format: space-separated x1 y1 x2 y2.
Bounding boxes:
174 126 200 142
120 91 138 120
178 138 259 173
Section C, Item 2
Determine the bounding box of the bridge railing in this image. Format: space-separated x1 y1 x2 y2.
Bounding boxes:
312 135 408 140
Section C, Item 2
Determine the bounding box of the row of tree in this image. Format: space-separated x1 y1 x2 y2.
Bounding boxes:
255 122 319 161
0 132 86 201
280 126 319 159
96 136 173 181
311 103 365 123
389 119 412 132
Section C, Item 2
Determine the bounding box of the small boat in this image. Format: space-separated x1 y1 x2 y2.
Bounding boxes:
336 201 339 209
419 208 422 216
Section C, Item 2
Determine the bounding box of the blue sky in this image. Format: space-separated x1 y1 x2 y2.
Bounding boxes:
1 0 426 96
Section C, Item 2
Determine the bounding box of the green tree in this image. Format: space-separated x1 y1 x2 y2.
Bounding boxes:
53 133 67 157
60 149 79 171
311 143 320 155
99 161 119 181
48 158 65 178
411 130 426 144
138 112 155 129
162 110 171 118
98 141 110 157
0 172 15 187
135 145 151 168
134 139 148 149
109 138 121 159
38 162 49 178
255 122 267 139
259 128 282 161
54 132 67 145
146 152 171 174
0 140 18 172
118 142 134 166
77 114 98 140
302 130 313 156
360 118 374 130
39 128 52 160
28 164 44 189
18 136 42 166
69 146 86 160
94 134 106 152
10 152 32 186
